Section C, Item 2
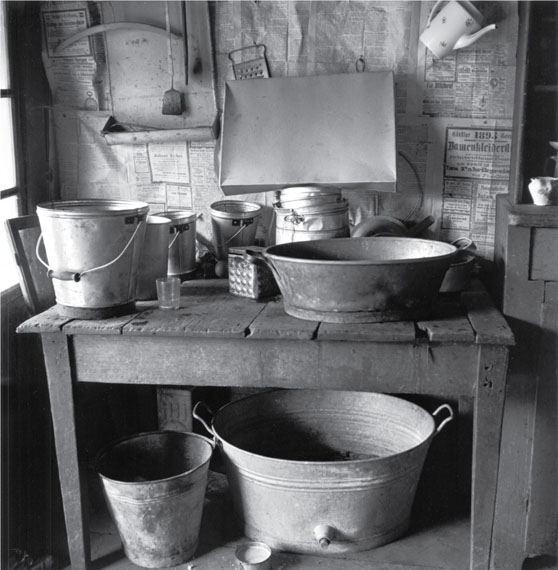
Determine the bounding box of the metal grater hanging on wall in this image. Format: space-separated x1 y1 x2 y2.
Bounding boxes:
228 44 270 80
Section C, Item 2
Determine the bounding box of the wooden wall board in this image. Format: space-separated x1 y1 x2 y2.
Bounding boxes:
102 1 217 131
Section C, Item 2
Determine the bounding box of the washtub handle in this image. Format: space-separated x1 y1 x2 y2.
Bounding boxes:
192 401 216 440
433 403 454 434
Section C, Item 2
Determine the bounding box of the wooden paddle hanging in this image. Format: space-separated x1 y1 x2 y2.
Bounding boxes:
162 1 183 115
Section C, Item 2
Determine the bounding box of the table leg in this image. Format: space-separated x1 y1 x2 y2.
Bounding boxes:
470 345 509 570
42 333 90 570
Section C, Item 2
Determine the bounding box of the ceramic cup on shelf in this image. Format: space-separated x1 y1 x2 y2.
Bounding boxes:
528 177 558 206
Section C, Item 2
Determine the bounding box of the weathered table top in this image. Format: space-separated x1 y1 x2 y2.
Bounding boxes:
18 279 513 345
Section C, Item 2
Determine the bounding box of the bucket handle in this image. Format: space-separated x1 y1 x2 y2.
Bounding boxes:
167 214 202 250
433 403 454 434
214 223 249 250
36 220 144 282
192 401 217 441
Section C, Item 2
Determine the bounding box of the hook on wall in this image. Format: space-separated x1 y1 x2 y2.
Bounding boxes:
355 56 365 73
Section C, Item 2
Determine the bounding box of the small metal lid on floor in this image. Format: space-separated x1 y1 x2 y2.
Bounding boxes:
235 542 273 570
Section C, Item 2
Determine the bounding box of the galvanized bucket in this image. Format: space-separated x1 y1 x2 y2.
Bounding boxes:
136 216 171 300
210 200 262 259
194 390 452 555
36 199 148 318
274 199 350 245
96 431 213 568
155 211 198 280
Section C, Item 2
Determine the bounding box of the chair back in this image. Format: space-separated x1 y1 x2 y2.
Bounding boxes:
4 214 55 315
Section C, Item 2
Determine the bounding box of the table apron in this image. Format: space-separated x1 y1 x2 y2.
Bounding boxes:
69 334 481 397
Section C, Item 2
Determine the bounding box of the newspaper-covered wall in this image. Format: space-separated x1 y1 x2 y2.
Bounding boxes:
41 1 519 260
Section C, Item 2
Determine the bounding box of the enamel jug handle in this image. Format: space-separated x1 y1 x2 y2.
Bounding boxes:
426 0 446 27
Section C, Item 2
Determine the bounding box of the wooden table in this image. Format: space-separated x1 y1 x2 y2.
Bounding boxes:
17 280 514 570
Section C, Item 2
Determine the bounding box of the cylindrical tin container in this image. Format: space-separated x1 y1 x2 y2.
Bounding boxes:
210 200 262 259
196 390 452 555
36 199 148 318
96 431 213 568
136 216 171 300
274 199 350 245
155 211 198 280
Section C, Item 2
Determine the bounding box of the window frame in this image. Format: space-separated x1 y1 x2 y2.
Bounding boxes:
1 1 53 298
1 3 22 198
1 1 24 295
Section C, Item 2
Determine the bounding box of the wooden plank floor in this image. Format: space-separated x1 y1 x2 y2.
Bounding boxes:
84 469 471 570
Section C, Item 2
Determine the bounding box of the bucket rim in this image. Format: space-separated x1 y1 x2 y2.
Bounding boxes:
265 236 457 266
95 430 214 485
210 200 263 217
279 185 342 196
210 390 436 466
146 215 172 225
152 210 198 223
274 202 349 217
276 197 344 209
37 199 149 217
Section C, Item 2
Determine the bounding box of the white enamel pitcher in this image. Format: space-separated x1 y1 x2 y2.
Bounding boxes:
420 0 497 59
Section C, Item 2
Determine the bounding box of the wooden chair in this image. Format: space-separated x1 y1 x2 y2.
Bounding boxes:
4 214 55 316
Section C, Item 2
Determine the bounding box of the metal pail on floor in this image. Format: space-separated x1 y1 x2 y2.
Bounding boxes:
210 200 262 259
136 216 171 300
155 211 198 280
36 199 149 318
96 431 213 568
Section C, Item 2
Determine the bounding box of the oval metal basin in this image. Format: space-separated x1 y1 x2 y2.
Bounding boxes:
264 236 457 323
